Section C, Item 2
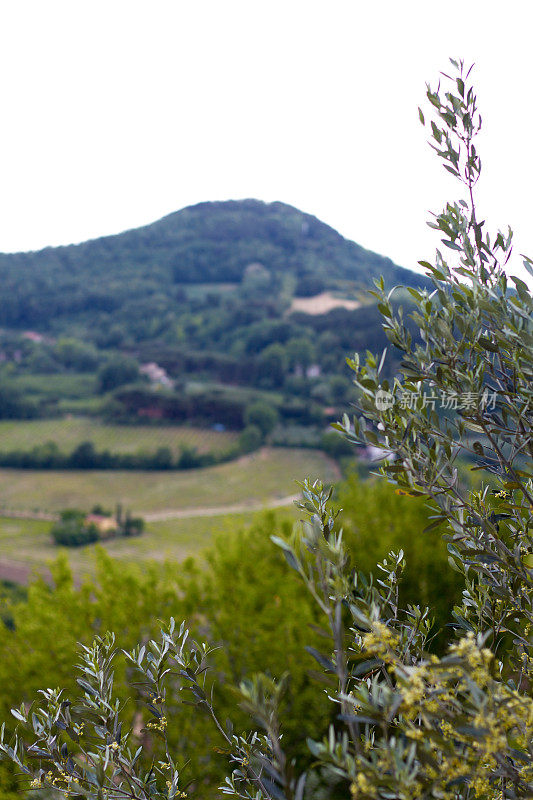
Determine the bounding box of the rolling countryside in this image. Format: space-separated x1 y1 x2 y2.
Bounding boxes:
0 199 425 579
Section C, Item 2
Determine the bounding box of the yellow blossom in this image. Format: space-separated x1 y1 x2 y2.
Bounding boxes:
350 773 377 798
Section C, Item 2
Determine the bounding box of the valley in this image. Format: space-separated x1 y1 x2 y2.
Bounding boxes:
0 446 339 581
0 199 425 585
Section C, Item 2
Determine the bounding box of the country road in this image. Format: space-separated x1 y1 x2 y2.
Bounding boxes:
143 493 301 522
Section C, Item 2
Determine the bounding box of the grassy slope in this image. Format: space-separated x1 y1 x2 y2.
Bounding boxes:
0 418 237 456
0 512 266 576
0 448 338 514
0 447 337 581
0 502 303 580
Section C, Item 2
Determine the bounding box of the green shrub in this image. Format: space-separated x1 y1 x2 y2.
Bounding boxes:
0 516 329 796
50 518 99 547
244 401 279 437
180 512 332 761
337 475 462 647
238 423 262 452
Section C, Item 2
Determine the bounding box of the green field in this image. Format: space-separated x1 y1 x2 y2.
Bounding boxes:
0 447 338 582
0 511 272 579
7 372 96 400
0 417 237 456
0 447 338 514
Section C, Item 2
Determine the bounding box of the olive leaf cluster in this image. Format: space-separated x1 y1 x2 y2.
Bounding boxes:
0 622 275 800
2 59 533 800
267 479 533 799
335 58 533 679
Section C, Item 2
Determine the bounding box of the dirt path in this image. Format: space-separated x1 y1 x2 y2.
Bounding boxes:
0 492 302 526
0 451 342 585
143 493 301 522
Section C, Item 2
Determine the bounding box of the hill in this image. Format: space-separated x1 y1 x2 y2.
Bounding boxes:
0 200 427 438
0 199 426 330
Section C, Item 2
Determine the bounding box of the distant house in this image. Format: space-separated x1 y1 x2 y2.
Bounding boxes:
84 514 118 539
306 364 321 379
140 362 174 388
22 331 46 343
294 364 322 379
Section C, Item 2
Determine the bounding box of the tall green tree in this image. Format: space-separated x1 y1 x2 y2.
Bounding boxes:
244 401 279 438
97 356 140 393
258 343 288 388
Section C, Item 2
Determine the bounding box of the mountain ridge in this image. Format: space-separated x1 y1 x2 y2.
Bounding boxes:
0 199 430 335
0 198 425 286
0 198 427 425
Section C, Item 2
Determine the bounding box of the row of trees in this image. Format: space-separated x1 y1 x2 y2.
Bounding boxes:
0 441 224 471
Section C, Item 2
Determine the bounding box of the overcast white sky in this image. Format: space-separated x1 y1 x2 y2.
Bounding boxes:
0 1 532 280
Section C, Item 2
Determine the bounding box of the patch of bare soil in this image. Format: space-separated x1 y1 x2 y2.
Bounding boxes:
0 559 47 585
289 292 361 315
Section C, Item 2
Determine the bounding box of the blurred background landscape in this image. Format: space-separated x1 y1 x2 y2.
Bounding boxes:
0 197 430 581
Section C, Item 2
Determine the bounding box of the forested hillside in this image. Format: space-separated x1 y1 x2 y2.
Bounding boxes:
0 200 426 449
0 199 426 332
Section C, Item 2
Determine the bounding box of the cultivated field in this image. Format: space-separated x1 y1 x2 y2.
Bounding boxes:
0 510 270 580
0 417 238 456
0 447 338 515
0 447 338 582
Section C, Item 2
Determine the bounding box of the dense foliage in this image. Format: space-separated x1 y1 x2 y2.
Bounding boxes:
50 510 99 547
0 302 409 427
0 201 427 432
50 507 144 547
0 439 237 471
336 476 462 646
0 199 424 331
0 477 441 798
